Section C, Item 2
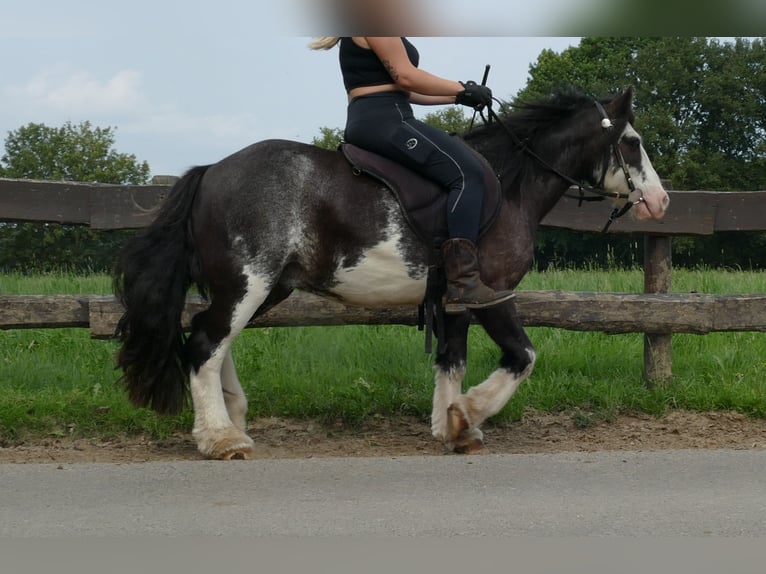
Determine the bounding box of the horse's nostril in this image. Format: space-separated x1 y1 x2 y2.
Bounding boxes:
662 194 670 209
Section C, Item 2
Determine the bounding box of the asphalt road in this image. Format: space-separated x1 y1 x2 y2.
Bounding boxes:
2 449 765 537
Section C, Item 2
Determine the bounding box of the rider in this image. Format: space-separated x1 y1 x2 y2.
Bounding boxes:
310 36 514 313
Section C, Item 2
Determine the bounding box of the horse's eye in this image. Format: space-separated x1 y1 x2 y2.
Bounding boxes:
622 136 641 150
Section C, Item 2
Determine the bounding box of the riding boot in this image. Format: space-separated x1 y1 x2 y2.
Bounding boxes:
441 238 515 314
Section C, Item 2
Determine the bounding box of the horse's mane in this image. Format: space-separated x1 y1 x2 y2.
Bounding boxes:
464 86 604 146
463 87 628 192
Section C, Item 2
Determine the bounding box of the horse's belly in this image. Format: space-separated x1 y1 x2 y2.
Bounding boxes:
328 237 427 306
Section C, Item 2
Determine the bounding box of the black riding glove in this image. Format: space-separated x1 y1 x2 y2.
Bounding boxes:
455 81 493 110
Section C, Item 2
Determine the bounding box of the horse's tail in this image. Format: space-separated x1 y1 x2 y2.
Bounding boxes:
113 165 210 415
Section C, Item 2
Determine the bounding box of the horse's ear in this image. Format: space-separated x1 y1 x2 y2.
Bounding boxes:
606 87 634 119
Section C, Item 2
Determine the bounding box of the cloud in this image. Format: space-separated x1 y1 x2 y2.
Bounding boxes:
123 109 265 142
115 110 286 176
1 65 279 156
11 66 145 116
0 58 317 176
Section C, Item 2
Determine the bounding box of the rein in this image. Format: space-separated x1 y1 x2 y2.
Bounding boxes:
482 99 645 232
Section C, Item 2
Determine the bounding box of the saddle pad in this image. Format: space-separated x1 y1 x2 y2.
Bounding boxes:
340 141 502 245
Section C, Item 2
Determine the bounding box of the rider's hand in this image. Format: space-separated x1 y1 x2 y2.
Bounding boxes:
455 81 493 111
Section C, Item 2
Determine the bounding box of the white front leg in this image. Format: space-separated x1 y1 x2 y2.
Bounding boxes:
449 350 537 435
431 364 466 442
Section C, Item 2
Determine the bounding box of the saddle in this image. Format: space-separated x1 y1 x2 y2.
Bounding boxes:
340 140 503 354
340 141 502 245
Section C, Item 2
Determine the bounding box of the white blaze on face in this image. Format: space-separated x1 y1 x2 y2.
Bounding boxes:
601 124 670 221
330 227 427 306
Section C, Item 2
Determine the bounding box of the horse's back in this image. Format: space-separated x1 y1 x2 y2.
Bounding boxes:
191 138 429 305
205 139 347 197
194 139 347 231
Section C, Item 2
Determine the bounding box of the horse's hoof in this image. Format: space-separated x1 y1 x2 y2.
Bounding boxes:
209 439 255 460
446 403 470 442
452 437 485 454
451 427 485 454
194 427 255 460
220 446 254 461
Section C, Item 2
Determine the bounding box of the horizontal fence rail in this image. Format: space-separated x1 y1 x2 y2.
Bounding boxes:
2 292 765 338
1 176 765 383
2 177 766 234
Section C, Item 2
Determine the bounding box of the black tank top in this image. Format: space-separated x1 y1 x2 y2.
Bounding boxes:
339 37 420 93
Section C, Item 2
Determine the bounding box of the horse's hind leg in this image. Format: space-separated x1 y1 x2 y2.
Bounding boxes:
221 349 247 431
446 303 536 452
187 270 271 460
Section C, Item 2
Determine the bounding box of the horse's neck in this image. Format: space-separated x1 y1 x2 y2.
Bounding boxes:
517 173 572 230
470 133 575 228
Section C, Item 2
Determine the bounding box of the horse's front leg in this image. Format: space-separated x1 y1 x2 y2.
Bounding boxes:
446 302 537 451
430 312 470 444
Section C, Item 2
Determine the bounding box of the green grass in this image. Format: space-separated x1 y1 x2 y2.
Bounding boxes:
1 268 764 442
0 270 113 295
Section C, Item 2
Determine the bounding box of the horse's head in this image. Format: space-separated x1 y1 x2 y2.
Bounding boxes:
467 86 669 226
596 88 669 222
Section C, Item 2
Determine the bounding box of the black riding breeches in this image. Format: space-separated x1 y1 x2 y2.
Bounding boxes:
344 92 485 243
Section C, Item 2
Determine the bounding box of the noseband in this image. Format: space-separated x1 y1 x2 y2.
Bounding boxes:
485 99 645 232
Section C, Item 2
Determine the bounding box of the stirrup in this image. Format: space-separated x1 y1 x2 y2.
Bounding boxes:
464 291 515 309
444 291 514 314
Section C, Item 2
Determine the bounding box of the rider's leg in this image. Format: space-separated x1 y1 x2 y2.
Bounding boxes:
344 94 513 313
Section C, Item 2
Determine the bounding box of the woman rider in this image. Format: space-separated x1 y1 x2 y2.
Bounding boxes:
310 36 513 313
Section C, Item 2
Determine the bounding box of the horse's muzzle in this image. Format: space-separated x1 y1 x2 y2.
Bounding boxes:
633 185 669 221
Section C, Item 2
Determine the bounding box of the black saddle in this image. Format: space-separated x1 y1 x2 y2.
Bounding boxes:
340 141 502 245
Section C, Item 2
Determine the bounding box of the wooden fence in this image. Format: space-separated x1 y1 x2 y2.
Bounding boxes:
2 177 765 383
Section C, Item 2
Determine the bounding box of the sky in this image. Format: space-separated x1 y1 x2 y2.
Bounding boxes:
2 2 586 177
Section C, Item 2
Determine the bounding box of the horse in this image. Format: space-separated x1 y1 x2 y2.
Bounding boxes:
114 87 669 460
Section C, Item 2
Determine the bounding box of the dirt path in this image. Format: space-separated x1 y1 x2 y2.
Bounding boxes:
2 410 765 464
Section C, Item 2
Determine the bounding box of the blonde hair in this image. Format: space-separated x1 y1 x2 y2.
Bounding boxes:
309 37 341 50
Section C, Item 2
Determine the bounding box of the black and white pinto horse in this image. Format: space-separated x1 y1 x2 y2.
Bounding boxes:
115 87 669 459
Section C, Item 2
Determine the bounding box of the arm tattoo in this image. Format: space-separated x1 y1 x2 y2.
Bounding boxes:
382 60 400 82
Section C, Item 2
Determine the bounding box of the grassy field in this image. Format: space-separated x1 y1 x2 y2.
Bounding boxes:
1 268 764 441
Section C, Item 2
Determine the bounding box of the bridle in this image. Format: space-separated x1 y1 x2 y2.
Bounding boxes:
480 98 646 232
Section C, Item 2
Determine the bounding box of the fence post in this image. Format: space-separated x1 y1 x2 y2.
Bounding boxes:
643 234 673 385
151 175 179 185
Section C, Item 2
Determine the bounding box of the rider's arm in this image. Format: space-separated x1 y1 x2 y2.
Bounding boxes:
364 37 464 98
408 93 457 105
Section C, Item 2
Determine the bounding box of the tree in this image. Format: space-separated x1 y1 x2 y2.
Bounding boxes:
0 121 151 272
517 37 766 192
420 107 471 133
517 37 766 269
312 127 344 151
2 121 149 184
